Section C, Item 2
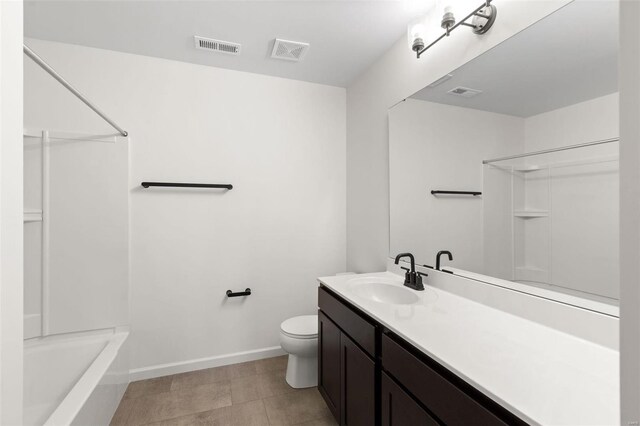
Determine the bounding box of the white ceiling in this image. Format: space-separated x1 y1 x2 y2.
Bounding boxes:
24 1 431 87
411 0 618 117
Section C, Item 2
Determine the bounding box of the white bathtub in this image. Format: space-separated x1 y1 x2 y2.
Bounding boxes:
24 328 129 426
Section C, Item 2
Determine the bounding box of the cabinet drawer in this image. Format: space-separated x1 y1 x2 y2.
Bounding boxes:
382 333 526 426
318 286 376 357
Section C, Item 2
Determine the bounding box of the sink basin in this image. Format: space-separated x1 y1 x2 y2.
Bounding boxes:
348 278 420 305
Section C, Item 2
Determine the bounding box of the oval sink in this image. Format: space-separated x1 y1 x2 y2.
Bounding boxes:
348 279 419 305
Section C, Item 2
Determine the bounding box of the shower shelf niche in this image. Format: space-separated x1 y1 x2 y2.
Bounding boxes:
513 210 549 218
513 165 543 173
24 209 43 223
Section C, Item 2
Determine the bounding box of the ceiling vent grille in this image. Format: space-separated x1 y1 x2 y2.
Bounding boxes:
271 39 310 62
447 86 483 98
194 36 241 55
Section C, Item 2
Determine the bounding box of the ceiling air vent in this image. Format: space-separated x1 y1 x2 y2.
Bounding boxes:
194 36 241 55
271 39 310 62
447 86 482 98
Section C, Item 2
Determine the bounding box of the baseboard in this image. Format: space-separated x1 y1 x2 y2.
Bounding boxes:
128 346 287 382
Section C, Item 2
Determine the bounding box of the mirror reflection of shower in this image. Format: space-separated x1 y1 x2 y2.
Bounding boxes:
483 139 619 304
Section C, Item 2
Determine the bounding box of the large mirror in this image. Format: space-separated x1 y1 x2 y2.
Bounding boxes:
389 0 619 313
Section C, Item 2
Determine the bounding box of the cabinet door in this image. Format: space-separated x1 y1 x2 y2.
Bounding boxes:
318 311 341 421
381 372 439 426
341 334 375 426
382 334 520 425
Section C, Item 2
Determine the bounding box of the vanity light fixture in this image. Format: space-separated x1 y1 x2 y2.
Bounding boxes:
409 0 497 58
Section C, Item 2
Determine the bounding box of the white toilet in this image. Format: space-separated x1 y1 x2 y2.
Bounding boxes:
279 315 318 388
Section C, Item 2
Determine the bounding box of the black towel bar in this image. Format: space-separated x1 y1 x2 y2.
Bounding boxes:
431 190 481 196
141 182 233 190
226 288 251 298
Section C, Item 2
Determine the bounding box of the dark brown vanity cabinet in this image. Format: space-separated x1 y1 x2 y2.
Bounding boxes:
341 335 375 425
318 310 342 419
381 333 526 426
318 285 529 426
381 372 438 426
318 287 376 425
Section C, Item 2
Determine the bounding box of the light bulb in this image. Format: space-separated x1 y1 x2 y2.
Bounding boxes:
437 0 458 14
441 3 455 30
407 18 427 52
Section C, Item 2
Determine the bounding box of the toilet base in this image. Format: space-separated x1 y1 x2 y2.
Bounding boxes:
285 354 318 388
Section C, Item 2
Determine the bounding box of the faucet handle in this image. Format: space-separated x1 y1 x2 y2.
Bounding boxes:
413 272 426 291
400 267 411 285
417 271 428 289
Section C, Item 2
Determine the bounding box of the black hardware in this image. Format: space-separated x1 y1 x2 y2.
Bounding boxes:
431 190 481 196
141 182 233 190
395 253 424 291
395 253 415 272
436 251 453 271
403 268 429 279
226 288 251 297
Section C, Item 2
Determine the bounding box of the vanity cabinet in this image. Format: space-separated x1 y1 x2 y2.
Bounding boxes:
381 333 526 425
341 334 375 426
381 372 438 426
318 288 376 425
318 311 342 419
318 285 528 426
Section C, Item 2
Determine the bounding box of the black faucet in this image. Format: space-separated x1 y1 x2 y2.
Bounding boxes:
436 250 453 271
394 253 425 291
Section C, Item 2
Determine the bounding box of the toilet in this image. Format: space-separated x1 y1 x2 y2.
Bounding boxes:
279 315 318 388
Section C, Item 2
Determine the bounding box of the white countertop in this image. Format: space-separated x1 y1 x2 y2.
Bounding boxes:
318 272 619 426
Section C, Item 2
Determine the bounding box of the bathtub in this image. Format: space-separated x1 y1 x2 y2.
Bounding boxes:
24 328 129 426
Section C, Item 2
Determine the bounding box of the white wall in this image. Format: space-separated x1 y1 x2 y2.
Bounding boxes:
0 0 24 423
389 99 524 272
525 93 619 150
346 0 573 273
24 39 346 375
620 0 640 422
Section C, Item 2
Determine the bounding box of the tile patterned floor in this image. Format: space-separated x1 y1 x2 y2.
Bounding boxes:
110 355 337 426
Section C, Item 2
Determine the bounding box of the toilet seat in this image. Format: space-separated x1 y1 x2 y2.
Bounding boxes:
280 315 317 339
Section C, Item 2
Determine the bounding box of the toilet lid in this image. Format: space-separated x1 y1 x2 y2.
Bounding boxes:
280 315 318 338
